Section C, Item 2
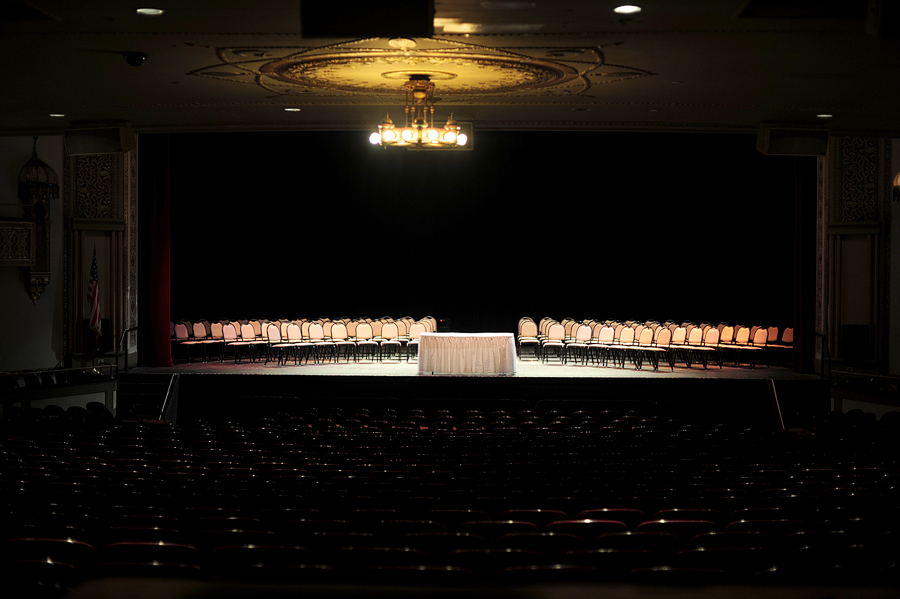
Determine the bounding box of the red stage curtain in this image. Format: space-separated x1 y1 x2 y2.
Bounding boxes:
143 134 173 367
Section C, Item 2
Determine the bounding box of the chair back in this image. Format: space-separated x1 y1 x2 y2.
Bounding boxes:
672 327 686 345
372 320 384 337
703 327 720 346
395 320 407 337
547 324 565 341
781 328 794 344
267 323 281 343
409 323 426 339
223 323 238 341
356 322 374 340
286 323 302 342
382 322 399 340
332 323 348 341
733 326 750 345
240 323 255 340
347 320 358 337
192 322 207 339
521 321 538 337
686 327 703 346
210 321 224 340
720 326 734 344
637 327 654 346
250 320 262 338
597 326 614 344
175 323 189 340
308 323 325 342
574 324 592 342
655 327 672 348
618 326 635 346
751 327 768 346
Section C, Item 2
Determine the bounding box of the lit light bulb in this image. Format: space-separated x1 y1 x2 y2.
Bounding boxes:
457 133 468 146
369 132 382 145
442 131 457 143
401 129 416 142
425 129 439 142
382 129 398 142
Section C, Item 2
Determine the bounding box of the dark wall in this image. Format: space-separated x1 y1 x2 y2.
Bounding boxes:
162 130 806 333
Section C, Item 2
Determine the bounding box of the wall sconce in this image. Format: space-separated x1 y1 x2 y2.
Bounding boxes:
2 136 59 302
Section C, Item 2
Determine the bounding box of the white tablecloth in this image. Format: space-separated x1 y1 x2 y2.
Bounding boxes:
417 332 517 375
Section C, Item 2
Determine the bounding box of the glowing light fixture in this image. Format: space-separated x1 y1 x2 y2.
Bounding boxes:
614 5 641 14
136 8 165 16
370 75 467 150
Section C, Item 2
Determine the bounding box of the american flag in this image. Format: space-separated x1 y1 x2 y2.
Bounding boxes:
88 248 101 337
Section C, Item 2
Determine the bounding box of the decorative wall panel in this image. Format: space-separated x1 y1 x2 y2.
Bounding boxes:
63 147 137 363
817 136 891 372
0 221 34 266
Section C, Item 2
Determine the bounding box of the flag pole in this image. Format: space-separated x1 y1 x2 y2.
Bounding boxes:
88 244 102 357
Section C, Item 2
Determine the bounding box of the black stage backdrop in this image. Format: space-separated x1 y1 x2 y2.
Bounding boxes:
163 130 811 333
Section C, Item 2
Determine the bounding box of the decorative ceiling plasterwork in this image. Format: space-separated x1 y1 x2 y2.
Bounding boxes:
189 37 654 103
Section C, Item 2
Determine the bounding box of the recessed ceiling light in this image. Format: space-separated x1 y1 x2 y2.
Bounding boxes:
136 8 164 16
49 113 65 118
817 114 833 119
614 5 642 15
284 108 301 112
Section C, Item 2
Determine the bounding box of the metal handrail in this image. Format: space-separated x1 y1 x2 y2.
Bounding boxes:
1 363 117 383
158 373 180 422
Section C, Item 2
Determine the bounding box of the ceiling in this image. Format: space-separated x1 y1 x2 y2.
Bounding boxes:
2 0 900 138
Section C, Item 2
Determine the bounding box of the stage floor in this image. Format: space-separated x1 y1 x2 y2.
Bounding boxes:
124 355 827 429
131 355 815 381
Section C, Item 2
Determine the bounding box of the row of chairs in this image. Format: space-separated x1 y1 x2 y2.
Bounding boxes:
519 317 794 370
173 316 438 364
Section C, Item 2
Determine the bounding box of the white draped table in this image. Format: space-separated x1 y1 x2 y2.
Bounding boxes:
417 332 517 376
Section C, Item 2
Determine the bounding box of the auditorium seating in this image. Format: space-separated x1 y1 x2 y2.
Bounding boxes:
1 401 897 596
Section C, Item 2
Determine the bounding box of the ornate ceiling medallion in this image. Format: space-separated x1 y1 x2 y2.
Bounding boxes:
259 48 575 96
189 37 652 102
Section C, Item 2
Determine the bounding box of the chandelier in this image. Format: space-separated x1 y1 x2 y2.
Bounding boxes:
369 75 468 149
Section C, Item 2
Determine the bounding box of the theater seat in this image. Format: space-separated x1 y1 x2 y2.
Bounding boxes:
361 565 478 585
595 532 683 555
561 548 662 573
546 519 629 539
634 519 718 539
444 548 543 575
498 532 586 556
492 564 598 583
